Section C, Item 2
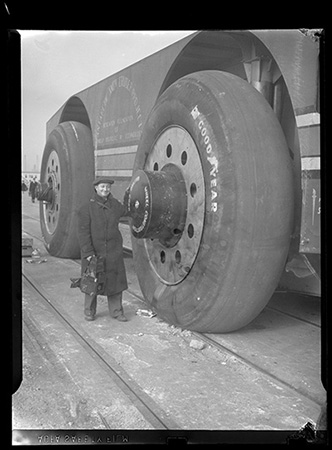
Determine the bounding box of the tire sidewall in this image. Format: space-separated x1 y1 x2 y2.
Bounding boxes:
133 73 238 329
40 122 94 258
40 125 72 255
133 71 293 332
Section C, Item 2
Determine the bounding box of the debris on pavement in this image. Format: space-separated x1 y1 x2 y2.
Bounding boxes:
168 325 192 338
136 309 156 318
25 258 48 264
189 339 206 350
23 246 44 260
31 248 41 259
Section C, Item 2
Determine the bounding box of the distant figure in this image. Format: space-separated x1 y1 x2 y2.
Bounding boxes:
28 177 38 203
21 181 27 193
34 179 41 200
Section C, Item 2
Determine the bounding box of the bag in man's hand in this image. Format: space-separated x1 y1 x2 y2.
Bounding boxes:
70 256 106 296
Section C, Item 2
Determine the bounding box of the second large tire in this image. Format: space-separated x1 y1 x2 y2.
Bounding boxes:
39 121 95 258
132 70 294 333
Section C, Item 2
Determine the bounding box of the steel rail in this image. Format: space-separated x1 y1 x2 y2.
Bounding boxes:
22 273 179 430
265 304 321 328
194 332 323 407
22 225 323 409
22 224 320 328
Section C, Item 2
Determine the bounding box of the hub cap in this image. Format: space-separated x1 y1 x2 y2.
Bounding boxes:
128 126 205 285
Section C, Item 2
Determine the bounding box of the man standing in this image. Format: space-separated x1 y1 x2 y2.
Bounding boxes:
29 177 38 203
21 180 28 193
77 177 128 322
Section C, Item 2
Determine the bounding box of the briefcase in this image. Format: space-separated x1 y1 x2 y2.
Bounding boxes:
22 233 33 257
80 256 106 296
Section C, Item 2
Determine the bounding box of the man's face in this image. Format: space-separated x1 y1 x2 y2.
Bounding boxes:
95 183 112 198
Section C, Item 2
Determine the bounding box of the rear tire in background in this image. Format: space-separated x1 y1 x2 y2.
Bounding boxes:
132 70 294 333
39 121 94 258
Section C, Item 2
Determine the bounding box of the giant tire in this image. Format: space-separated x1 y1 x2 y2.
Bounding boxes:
39 121 94 258
132 71 294 333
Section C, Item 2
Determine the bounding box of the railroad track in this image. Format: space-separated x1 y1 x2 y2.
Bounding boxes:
22 273 178 430
21 217 322 318
21 225 325 426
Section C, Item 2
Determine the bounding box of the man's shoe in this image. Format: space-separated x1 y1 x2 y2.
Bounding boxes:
116 314 128 322
85 314 95 321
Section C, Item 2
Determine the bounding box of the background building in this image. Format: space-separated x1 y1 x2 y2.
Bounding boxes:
22 171 40 185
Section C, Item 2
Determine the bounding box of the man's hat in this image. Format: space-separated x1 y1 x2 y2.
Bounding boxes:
93 177 115 186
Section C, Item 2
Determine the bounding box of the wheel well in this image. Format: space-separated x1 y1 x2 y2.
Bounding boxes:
159 31 247 95
158 30 301 260
59 96 91 129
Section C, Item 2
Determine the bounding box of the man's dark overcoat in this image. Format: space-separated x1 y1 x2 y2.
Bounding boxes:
77 192 128 296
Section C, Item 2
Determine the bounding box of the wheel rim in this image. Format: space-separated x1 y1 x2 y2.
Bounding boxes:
42 150 61 235
131 126 206 285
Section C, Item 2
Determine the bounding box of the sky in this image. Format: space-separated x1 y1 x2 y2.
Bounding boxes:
20 30 195 173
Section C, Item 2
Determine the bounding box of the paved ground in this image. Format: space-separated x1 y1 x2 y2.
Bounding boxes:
12 194 326 443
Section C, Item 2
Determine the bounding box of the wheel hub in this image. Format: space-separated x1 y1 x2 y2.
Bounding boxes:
129 164 187 246
42 150 61 235
128 126 205 285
